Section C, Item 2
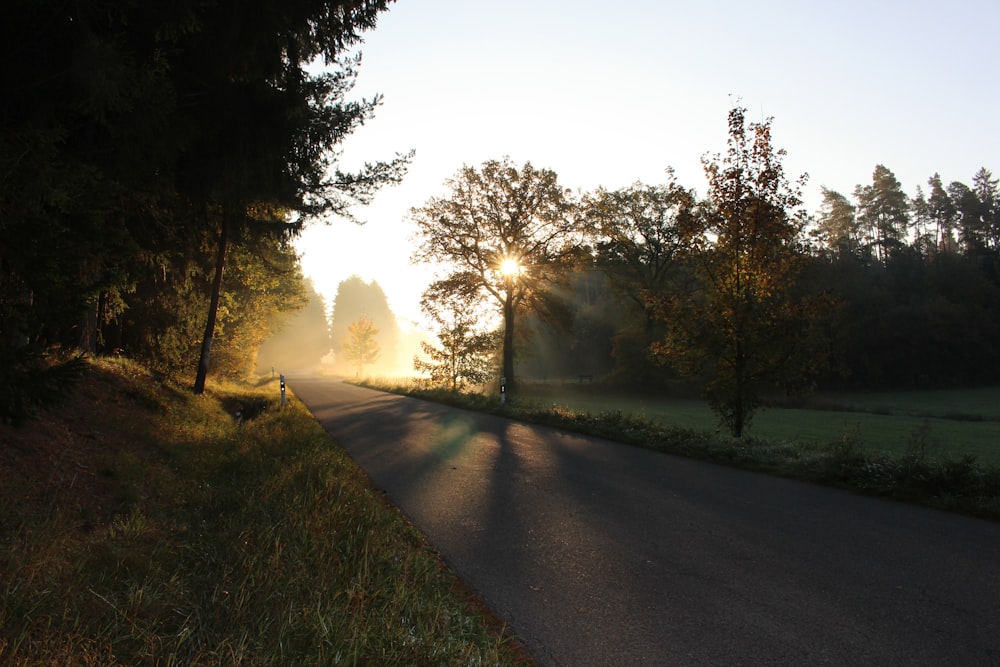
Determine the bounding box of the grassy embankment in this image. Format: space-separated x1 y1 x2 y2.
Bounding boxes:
361 378 1000 522
0 358 533 666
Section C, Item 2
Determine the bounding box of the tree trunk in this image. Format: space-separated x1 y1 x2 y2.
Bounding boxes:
194 217 230 394
732 338 746 438
78 297 98 354
96 290 117 354
77 258 102 353
502 288 515 392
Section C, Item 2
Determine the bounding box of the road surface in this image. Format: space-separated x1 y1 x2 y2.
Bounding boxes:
289 377 1000 666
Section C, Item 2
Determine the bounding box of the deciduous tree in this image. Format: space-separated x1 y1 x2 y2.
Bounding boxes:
584 175 696 322
653 107 825 437
583 176 697 384
410 158 584 391
342 316 380 377
329 276 400 375
256 278 330 375
414 285 500 391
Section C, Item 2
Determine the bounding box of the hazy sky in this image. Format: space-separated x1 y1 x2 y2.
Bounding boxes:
296 0 1000 326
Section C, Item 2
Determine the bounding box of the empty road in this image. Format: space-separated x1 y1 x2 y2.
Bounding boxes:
289 377 1000 666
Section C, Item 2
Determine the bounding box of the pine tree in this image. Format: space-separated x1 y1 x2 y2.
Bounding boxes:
854 165 910 262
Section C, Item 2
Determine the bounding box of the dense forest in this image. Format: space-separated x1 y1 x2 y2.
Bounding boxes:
520 162 1000 393
1 0 407 421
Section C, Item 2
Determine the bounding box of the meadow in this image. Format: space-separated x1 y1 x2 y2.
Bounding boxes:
518 384 1000 466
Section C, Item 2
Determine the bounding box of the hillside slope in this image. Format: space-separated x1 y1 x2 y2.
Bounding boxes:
1 360 170 531
0 359 532 665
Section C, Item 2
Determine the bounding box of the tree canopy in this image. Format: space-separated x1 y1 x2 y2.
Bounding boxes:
413 287 500 391
342 316 380 377
329 276 400 375
854 165 910 262
650 107 824 437
409 157 585 389
584 175 696 318
0 0 409 409
582 176 697 384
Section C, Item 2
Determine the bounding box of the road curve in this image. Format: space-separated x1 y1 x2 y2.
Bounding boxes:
289 377 1000 666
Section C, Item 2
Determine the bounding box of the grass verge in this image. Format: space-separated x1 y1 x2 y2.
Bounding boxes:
360 379 1000 523
0 359 533 666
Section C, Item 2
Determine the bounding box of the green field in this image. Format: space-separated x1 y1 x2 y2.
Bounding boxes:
519 385 1000 466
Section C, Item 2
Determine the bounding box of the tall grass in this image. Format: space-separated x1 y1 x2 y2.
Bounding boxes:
0 363 531 666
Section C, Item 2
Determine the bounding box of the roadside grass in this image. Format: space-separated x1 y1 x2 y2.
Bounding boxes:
360 377 1000 522
0 359 532 666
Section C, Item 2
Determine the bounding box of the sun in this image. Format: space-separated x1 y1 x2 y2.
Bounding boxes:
499 258 520 276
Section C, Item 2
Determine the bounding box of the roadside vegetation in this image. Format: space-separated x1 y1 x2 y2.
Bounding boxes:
0 359 532 666
360 378 1000 523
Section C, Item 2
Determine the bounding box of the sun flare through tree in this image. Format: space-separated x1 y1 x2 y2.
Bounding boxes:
409 157 585 392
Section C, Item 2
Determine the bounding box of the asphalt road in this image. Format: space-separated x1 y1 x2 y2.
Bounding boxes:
289 377 1000 666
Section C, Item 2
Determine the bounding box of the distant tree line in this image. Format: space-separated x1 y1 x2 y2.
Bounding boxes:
1 0 407 419
410 111 1000 435
523 161 1000 395
328 276 401 376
